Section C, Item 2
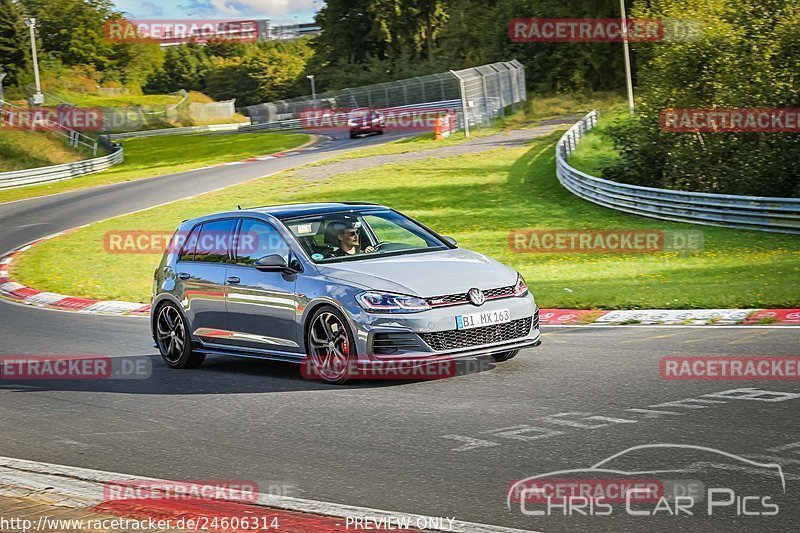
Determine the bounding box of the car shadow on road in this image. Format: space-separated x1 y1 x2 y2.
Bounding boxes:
0 353 496 395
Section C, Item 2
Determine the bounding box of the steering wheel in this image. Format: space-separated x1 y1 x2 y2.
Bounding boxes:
370 241 390 251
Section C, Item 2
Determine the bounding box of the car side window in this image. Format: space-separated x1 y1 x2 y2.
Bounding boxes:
235 219 290 266
194 219 237 263
364 215 427 248
178 225 201 262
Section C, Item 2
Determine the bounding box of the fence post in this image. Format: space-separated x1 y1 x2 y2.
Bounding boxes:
449 70 470 138
479 70 491 126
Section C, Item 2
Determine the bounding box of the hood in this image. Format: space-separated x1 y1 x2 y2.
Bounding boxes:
317 248 517 297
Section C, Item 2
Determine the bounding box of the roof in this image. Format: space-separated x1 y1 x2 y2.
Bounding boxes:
245 202 387 220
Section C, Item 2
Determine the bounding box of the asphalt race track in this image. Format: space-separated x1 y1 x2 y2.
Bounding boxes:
1 131 799 532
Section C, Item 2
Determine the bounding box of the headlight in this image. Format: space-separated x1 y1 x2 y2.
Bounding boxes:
513 274 528 297
356 291 430 313
347 119 357 127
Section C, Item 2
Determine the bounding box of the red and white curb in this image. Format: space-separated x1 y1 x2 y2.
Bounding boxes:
0 456 536 533
538 308 800 326
0 235 150 316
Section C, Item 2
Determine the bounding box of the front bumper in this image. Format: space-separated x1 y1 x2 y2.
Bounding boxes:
348 294 540 362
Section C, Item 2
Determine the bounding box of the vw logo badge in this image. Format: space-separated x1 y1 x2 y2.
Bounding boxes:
468 288 485 306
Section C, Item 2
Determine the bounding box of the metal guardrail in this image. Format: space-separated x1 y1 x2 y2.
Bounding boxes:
107 122 243 140
556 111 800 234
238 119 301 132
0 142 123 190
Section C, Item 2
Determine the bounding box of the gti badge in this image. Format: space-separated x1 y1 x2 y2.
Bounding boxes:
468 288 485 306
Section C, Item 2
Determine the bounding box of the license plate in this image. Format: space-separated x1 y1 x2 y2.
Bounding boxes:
456 308 511 330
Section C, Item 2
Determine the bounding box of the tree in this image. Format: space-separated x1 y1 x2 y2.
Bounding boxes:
113 41 165 92
241 47 308 105
0 0 31 89
604 0 800 196
204 39 248 60
20 0 118 70
310 0 633 93
145 44 210 93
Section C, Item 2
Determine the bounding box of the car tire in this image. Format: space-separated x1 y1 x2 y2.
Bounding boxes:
491 350 519 362
305 305 356 385
349 133 357 139
154 302 205 369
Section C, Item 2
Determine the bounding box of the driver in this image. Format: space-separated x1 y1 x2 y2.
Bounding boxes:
329 218 375 257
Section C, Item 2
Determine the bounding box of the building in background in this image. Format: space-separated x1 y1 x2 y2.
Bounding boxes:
268 22 321 40
157 19 318 47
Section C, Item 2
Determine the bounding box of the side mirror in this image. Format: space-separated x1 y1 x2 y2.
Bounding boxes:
255 254 288 272
254 254 303 274
442 236 457 247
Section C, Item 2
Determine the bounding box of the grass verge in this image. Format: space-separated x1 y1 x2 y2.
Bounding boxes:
0 131 89 172
567 109 627 176
47 90 212 108
13 130 800 309
0 132 310 205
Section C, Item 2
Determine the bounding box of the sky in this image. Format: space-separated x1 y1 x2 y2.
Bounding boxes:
112 0 322 25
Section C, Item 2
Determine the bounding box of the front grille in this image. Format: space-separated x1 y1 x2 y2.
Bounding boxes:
533 308 540 329
426 292 468 306
484 285 515 299
419 317 532 352
371 332 426 355
425 284 516 308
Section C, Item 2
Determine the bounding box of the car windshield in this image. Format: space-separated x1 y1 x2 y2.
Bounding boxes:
282 209 448 263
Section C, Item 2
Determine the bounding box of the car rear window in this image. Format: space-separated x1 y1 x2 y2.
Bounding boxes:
193 219 237 263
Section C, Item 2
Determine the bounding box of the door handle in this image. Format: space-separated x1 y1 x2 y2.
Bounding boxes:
226 276 241 285
177 272 190 280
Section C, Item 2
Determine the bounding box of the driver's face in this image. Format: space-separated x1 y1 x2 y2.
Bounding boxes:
340 229 359 246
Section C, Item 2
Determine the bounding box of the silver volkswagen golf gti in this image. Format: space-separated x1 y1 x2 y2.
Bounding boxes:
151 203 541 383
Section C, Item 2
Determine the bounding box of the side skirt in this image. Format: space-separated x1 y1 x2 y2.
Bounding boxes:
193 341 307 364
